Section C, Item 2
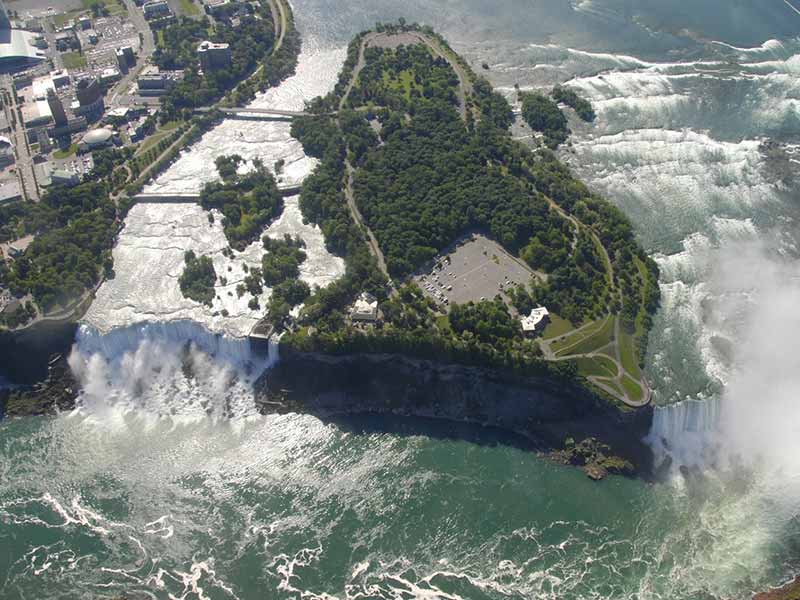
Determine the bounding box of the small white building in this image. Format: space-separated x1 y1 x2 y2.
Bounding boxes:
350 292 378 322
521 306 549 335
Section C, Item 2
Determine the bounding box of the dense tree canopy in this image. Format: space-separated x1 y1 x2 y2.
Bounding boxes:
179 250 217 306
200 156 283 250
520 92 569 148
552 85 595 122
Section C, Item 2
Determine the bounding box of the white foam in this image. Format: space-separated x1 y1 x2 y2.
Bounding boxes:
84 198 345 338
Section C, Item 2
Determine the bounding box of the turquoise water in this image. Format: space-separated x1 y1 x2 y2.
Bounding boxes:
3 0 800 597
0 410 797 599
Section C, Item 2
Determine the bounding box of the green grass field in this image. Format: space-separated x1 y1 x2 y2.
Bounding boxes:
542 313 574 339
619 326 642 378
554 316 614 357
53 144 78 159
178 0 201 16
621 374 644 403
576 355 618 379
61 52 87 70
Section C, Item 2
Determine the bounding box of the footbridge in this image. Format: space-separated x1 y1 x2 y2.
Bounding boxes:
193 106 311 121
132 184 302 203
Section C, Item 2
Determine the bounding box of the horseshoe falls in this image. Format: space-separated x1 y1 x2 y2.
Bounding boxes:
2 0 800 598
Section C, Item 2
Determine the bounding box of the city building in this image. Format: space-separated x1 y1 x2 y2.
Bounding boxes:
46 89 68 126
136 66 183 95
142 0 171 19
55 31 79 52
50 69 70 87
350 292 379 322
74 77 104 122
0 0 46 72
50 168 80 187
77 16 92 30
78 127 113 152
0 180 22 205
19 75 57 129
0 135 14 167
115 45 135 72
520 306 550 336
197 40 231 70
99 67 121 85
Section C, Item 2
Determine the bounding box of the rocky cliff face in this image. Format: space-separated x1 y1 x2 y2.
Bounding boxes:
255 350 654 475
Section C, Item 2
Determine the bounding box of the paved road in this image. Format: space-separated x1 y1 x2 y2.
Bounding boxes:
1 76 40 202
108 0 156 108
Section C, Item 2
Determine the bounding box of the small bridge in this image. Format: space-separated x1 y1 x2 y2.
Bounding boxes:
193 106 311 121
132 184 302 203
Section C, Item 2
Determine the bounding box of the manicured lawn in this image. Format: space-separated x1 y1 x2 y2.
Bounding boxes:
554 316 614 357
179 0 201 16
62 52 87 70
576 355 618 379
619 326 642 378
594 377 624 397
53 144 78 159
621 374 644 403
550 318 605 353
542 313 574 339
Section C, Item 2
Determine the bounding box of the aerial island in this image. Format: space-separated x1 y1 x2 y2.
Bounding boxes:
0 9 660 477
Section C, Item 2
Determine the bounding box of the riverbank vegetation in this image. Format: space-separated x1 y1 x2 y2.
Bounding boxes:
0 182 116 314
520 92 569 148
199 155 283 250
552 85 595 122
179 250 217 306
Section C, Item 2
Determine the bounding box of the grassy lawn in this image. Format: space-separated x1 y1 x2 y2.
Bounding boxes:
619 325 642 378
550 318 605 353
554 316 614 357
621 374 644 403
62 52 87 70
53 144 78 159
594 377 624 397
542 313 574 340
576 355 618 379
136 122 182 155
53 10 84 28
179 0 201 16
82 0 127 16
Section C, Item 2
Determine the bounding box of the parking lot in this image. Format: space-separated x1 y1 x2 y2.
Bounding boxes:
412 233 540 311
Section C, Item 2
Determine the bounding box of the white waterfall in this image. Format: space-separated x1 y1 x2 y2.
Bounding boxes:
647 397 722 470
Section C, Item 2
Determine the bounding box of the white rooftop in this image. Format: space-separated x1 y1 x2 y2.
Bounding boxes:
521 306 549 332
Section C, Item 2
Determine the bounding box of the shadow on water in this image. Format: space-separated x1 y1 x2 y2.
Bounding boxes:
309 411 547 454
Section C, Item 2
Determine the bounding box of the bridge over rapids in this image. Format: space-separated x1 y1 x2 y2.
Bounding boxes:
192 106 312 120
132 184 303 203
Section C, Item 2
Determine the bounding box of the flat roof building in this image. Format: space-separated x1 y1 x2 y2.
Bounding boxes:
197 40 231 70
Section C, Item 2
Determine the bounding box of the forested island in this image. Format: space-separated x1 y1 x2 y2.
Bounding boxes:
283 23 659 408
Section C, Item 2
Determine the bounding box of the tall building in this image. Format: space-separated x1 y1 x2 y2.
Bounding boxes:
46 89 67 126
197 40 231 71
0 0 46 73
0 0 10 30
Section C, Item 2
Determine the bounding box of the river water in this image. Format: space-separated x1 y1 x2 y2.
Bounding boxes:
2 1 800 598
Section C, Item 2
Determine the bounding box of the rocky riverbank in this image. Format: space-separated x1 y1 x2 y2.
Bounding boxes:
754 577 800 600
255 350 654 478
0 354 77 418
